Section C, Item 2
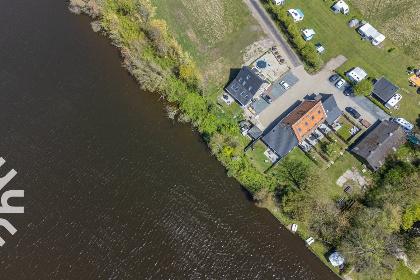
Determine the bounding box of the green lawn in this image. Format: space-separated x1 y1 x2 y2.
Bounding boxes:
392 261 420 280
279 0 420 123
336 121 353 142
246 141 273 172
152 0 266 91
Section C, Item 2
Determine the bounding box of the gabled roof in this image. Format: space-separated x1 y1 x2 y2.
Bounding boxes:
280 100 327 142
351 120 406 171
372 77 399 103
318 94 342 125
226 66 269 106
261 123 299 158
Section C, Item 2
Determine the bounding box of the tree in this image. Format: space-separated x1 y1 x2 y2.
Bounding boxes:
135 0 156 24
148 19 170 56
402 204 420 231
353 79 373 96
277 158 309 190
253 188 279 209
339 208 402 279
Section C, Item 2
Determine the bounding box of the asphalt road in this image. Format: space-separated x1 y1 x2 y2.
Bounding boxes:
246 0 302 68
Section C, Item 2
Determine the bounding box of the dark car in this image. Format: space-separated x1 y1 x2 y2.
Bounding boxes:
344 86 354 96
329 74 339 82
345 107 361 119
262 94 273 104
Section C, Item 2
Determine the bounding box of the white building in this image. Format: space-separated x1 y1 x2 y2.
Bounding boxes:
287 9 304 23
331 0 349 14
346 67 367 84
358 23 386 45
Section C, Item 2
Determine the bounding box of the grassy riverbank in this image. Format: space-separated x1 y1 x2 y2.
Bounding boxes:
69 0 420 279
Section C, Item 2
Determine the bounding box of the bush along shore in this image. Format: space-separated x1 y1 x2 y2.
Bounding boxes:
68 1 420 279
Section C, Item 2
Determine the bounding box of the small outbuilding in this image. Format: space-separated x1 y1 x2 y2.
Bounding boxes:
287 9 304 23
346 67 367 84
301 29 315 41
371 77 400 108
331 0 349 14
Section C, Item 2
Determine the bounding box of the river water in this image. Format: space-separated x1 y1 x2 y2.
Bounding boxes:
0 1 338 279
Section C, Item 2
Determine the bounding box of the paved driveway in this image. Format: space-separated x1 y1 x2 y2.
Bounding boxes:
269 72 299 99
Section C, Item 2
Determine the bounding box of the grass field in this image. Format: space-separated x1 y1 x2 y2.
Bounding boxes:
246 141 273 172
336 121 353 142
279 0 420 123
349 0 420 62
151 0 266 91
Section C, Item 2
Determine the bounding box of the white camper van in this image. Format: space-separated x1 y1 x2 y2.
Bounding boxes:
389 118 414 132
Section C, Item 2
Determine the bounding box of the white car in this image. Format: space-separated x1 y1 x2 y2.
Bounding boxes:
335 79 345 88
280 81 290 90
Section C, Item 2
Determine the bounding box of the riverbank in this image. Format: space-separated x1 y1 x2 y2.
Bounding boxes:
67 1 420 279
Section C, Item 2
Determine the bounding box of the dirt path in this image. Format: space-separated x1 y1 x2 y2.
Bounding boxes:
244 0 302 68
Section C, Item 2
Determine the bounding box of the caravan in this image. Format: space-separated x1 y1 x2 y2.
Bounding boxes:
389 118 414 132
331 0 349 14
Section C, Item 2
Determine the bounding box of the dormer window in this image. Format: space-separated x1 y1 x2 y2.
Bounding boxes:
243 81 246 86
245 95 249 99
240 91 245 95
248 86 252 91
239 78 243 82
246 75 250 80
231 85 235 89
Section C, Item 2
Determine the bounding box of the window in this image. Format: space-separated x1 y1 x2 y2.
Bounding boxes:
298 128 302 132
245 95 248 99
243 81 246 86
248 86 252 91
235 87 238 91
246 75 250 80
305 122 308 126
240 91 245 95
318 110 321 114
311 116 315 120
239 78 243 82
231 85 235 89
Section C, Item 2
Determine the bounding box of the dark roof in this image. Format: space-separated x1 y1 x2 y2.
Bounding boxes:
351 120 406 171
226 66 269 106
248 125 263 139
318 94 342 125
372 77 399 103
261 123 299 158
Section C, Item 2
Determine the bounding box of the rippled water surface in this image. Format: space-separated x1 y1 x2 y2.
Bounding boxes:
0 1 339 279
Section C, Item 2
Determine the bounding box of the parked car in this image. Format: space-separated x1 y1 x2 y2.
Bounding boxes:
344 86 354 96
306 237 315 245
280 81 290 90
262 94 273 104
346 107 361 119
335 79 345 88
329 74 339 82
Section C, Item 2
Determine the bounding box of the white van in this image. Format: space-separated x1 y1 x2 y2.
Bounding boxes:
389 118 414 131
